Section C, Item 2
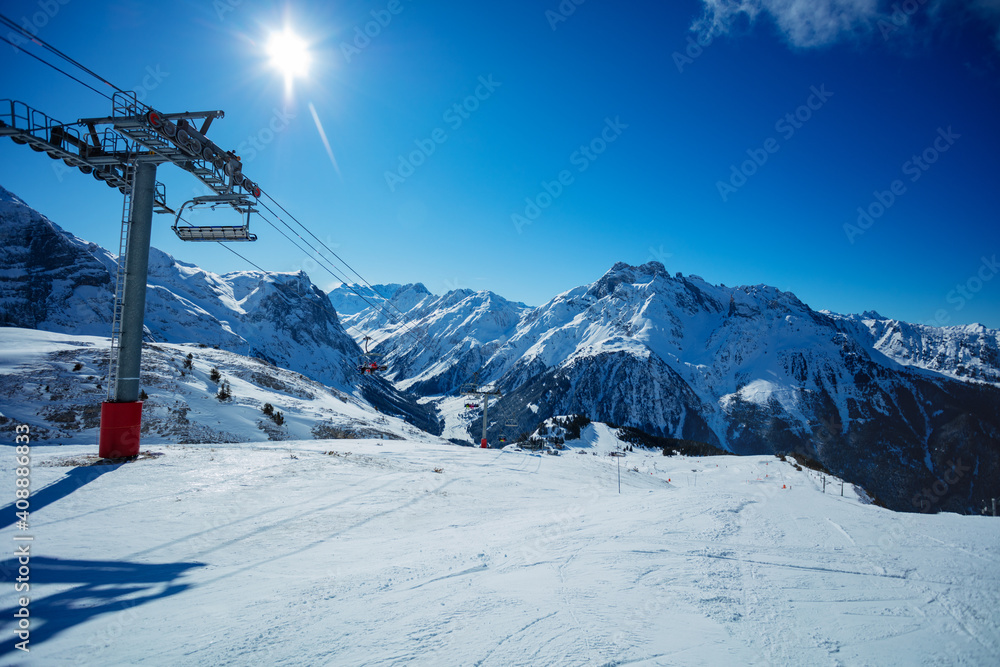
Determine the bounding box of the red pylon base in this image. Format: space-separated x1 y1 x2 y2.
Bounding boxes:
99 401 143 458
481 438 488 448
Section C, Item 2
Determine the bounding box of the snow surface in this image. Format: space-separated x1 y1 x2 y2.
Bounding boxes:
2 426 998 665
0 328 430 445
0 330 104 377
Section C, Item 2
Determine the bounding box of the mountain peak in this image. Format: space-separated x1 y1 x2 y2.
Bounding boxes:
606 260 669 278
589 261 672 300
0 184 27 206
395 282 433 298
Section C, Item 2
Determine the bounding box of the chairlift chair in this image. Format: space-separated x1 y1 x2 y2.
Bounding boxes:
358 359 387 375
358 335 387 375
172 194 257 242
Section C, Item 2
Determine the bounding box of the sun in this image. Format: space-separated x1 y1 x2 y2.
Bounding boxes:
266 27 311 87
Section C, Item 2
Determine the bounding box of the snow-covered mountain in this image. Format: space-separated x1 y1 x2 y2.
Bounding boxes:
0 185 439 432
329 282 436 320
5 182 998 513
0 186 116 335
832 310 1000 385
341 262 1000 514
0 328 435 445
334 283 531 395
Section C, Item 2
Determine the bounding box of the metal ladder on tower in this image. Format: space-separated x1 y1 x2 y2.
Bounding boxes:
106 162 135 401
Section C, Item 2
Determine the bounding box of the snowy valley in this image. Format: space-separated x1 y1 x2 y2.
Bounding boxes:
3 183 1000 513
1 183 1000 664
336 267 1000 515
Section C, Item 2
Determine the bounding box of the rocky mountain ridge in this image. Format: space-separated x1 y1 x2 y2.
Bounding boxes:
332 262 1000 513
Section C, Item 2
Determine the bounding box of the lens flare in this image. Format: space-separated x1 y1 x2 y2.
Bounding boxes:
266 28 311 84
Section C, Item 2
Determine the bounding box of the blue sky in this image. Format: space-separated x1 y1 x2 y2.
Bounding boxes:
1 0 998 328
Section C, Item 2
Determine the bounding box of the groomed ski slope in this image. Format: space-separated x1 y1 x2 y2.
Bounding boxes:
2 425 998 666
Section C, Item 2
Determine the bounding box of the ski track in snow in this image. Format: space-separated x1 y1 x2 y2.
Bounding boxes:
0 431 998 666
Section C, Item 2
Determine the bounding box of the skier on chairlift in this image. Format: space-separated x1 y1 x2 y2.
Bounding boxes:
358 335 386 375
359 360 383 375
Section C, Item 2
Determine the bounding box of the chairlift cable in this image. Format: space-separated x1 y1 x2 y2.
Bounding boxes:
174 211 269 273
256 190 434 348
1 24 428 355
0 34 112 101
254 205 391 318
253 207 412 349
180 211 394 352
0 12 127 95
255 198 430 349
258 190 415 325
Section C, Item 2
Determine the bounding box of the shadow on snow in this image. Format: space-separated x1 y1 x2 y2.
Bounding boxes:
0 464 121 531
0 555 204 659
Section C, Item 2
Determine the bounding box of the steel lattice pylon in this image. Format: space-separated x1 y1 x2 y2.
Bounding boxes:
1 92 263 457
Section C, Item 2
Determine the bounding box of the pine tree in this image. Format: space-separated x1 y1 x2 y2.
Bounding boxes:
272 411 284 426
262 402 274 416
209 367 221 383
216 380 231 401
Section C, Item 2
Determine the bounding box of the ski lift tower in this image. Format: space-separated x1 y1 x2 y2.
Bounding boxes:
461 375 502 448
0 92 262 458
